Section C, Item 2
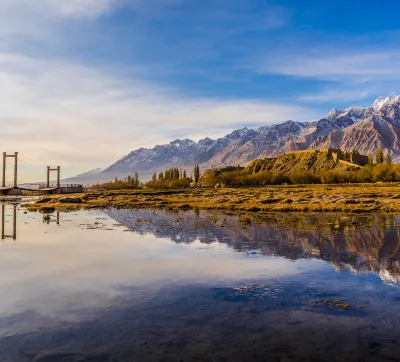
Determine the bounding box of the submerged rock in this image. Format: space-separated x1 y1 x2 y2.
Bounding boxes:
39 206 55 213
59 197 83 204
177 203 192 210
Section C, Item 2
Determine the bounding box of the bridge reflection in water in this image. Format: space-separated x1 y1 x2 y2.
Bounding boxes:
43 211 60 225
1 206 61 240
1 204 17 240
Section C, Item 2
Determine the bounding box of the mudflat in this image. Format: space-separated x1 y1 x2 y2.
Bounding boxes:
26 183 400 213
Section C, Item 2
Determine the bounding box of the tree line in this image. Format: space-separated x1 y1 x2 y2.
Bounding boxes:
90 148 398 190
91 172 140 190
146 165 201 189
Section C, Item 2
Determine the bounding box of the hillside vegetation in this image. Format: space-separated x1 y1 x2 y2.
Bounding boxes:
247 150 356 174
199 148 400 187
202 150 366 187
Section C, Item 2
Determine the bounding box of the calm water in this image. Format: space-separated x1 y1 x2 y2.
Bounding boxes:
2 204 400 361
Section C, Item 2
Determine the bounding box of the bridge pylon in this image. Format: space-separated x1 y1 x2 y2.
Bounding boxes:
2 152 18 188
47 166 61 188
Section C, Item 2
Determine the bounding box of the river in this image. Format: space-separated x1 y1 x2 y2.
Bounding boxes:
1 204 400 361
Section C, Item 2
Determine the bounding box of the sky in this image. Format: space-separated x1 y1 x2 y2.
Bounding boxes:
1 0 400 181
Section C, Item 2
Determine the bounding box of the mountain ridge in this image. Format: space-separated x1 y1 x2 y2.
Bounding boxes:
65 95 400 184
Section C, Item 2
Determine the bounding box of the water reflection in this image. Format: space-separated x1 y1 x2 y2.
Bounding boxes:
1 204 16 240
106 209 400 285
3 208 400 361
42 211 60 225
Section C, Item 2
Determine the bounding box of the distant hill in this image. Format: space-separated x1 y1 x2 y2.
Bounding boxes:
69 95 400 184
246 150 360 175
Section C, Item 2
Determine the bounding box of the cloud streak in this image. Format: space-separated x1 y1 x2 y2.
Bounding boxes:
0 53 318 180
2 0 124 19
263 50 400 82
258 42 400 106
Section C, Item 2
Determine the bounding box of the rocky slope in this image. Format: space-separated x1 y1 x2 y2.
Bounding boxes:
68 95 400 183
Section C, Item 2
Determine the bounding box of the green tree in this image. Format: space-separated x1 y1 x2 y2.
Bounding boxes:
183 170 187 178
159 172 164 180
376 148 384 164
194 165 200 183
321 170 338 184
386 153 392 166
368 154 373 166
152 172 157 182
373 163 395 182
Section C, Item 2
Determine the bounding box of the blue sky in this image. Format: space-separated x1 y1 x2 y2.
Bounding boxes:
1 0 400 180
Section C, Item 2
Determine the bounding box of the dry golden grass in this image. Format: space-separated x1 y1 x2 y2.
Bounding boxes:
23 183 400 213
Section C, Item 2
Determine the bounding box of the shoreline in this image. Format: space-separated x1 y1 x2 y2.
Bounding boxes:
21 183 400 213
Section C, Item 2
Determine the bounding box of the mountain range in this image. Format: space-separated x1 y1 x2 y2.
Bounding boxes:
66 95 400 184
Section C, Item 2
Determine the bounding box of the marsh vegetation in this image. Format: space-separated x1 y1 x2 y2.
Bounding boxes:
26 183 400 213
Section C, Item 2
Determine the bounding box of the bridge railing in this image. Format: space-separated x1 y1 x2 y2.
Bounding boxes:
38 184 83 189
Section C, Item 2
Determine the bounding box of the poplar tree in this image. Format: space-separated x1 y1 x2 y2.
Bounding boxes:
376 149 384 164
194 165 200 183
386 153 392 166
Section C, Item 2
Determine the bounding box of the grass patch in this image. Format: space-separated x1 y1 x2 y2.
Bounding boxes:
22 183 400 214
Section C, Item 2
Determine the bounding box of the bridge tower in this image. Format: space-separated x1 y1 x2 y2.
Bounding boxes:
46 166 61 188
2 152 18 188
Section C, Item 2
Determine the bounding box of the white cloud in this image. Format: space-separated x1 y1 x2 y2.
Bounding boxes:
0 53 318 181
258 47 400 106
0 0 126 43
298 88 375 103
262 50 400 83
44 0 122 18
1 0 123 19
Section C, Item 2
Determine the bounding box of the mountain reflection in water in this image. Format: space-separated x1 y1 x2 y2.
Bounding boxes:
3 207 400 361
106 209 400 286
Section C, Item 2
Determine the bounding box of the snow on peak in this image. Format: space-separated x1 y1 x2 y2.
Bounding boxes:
372 96 390 110
344 105 364 113
371 95 400 111
327 108 341 119
170 139 195 148
235 127 250 136
325 105 367 122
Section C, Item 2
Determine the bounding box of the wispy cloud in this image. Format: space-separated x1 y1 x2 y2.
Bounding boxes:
1 0 124 19
257 43 400 106
262 50 400 82
0 53 318 180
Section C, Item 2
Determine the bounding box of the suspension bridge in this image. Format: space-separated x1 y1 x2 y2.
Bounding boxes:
0 152 83 196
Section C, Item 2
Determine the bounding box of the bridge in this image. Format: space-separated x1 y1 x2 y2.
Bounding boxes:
0 152 83 196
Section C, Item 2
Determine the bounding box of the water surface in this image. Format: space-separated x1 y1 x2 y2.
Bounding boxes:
1 205 400 361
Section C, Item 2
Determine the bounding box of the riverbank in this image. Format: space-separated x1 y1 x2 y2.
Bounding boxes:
23 183 400 213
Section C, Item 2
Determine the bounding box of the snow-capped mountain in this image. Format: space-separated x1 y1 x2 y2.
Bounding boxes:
69 95 400 183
